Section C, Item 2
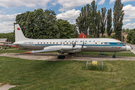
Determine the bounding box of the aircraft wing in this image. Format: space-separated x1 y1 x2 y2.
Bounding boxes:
24 49 58 54
24 45 85 54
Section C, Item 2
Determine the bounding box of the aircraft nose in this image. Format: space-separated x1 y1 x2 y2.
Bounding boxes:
126 45 131 50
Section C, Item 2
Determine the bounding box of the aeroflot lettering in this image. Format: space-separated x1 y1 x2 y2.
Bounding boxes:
24 42 33 44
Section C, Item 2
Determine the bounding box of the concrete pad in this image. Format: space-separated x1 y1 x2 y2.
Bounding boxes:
0 84 16 90
1 53 135 61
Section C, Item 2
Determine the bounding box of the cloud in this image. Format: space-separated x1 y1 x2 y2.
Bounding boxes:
123 23 135 29
123 19 131 23
0 14 17 33
0 14 16 22
0 0 52 8
123 4 135 19
122 4 135 29
57 9 81 24
110 0 135 3
55 0 93 11
98 0 106 5
0 21 15 33
109 0 115 4
122 0 135 3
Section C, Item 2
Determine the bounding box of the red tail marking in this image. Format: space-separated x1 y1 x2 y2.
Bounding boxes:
17 28 20 30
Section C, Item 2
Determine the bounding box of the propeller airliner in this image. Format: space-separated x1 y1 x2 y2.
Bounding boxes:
13 24 131 59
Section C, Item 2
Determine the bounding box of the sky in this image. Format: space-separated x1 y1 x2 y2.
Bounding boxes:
0 0 135 33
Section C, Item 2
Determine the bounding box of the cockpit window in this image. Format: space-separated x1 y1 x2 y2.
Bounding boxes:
117 42 120 44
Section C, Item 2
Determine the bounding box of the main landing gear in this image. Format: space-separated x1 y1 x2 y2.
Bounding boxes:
57 52 65 59
112 52 117 58
57 55 65 59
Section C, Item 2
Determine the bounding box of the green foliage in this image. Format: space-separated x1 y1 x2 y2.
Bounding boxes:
56 19 75 38
89 35 94 38
113 0 124 40
107 8 112 36
0 32 15 43
15 9 76 39
100 35 106 38
76 1 100 38
100 7 107 36
71 24 79 38
127 29 135 44
111 34 116 39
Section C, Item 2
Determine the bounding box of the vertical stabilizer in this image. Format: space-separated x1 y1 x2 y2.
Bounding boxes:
15 24 28 42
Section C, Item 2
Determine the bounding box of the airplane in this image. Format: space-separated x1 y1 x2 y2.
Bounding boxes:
13 24 131 59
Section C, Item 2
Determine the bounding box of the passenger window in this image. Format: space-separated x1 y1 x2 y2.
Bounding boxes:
47 42 48 44
56 42 58 44
38 42 39 44
50 42 51 44
95 42 97 44
41 42 42 44
67 42 68 44
101 42 103 44
53 42 55 44
70 42 72 44
61 42 62 44
44 42 45 44
63 42 65 44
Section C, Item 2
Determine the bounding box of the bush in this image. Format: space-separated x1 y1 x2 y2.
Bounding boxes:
100 35 106 38
89 35 94 38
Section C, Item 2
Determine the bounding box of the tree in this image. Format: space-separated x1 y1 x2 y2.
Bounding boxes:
71 24 79 38
96 10 101 38
89 0 98 37
127 29 135 44
76 5 89 36
0 32 15 43
16 9 59 39
107 8 112 36
76 0 100 38
113 0 124 40
100 7 106 36
56 19 75 39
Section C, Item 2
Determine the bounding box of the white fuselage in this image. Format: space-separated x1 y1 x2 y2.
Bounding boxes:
14 38 130 53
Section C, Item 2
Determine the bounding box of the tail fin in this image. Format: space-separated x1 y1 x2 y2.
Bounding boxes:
15 24 28 42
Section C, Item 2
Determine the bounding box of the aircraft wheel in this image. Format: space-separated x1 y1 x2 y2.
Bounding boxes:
112 55 116 58
57 56 60 59
57 55 65 59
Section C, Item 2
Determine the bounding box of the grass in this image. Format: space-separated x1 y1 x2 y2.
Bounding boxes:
78 51 135 57
0 48 134 57
0 57 135 90
0 49 28 53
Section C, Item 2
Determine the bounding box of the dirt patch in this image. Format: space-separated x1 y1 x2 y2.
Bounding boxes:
0 53 135 61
